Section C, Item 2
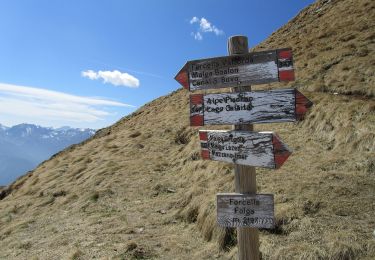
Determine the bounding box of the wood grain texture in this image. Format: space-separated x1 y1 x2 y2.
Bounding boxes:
175 48 294 91
217 193 274 229
228 35 259 260
227 35 248 55
189 88 312 126
199 130 292 169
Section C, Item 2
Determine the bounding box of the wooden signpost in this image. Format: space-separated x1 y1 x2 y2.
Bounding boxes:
190 88 312 126
175 35 312 260
175 48 294 91
217 193 274 229
199 130 291 169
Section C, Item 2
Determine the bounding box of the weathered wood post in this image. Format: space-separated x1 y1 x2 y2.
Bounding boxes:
175 33 311 260
228 35 260 260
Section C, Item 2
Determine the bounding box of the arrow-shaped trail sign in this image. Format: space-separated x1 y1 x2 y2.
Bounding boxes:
190 88 312 126
175 48 294 91
199 130 292 169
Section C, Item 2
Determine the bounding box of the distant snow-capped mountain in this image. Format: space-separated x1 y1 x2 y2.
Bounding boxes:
0 123 96 185
0 124 9 131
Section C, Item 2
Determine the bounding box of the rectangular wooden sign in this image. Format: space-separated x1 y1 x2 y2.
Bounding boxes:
190 88 312 126
217 193 274 229
175 48 294 91
199 130 292 169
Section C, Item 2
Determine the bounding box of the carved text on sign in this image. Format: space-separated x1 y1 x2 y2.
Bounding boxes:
217 193 274 229
190 88 313 126
199 130 292 169
175 48 295 91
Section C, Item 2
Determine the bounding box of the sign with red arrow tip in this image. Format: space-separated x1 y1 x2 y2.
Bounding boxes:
199 130 292 169
175 48 294 91
190 88 312 126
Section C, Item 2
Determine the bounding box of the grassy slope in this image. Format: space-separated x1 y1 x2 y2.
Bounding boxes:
1 0 375 259
254 0 375 97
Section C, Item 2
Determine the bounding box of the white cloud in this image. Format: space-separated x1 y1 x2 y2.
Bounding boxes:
189 17 224 40
190 16 199 24
82 70 140 88
191 32 203 41
0 82 134 128
199 18 223 35
81 70 99 80
200 18 213 32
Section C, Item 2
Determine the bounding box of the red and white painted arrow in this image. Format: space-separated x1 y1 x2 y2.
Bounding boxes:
199 130 292 169
175 48 294 91
190 88 312 126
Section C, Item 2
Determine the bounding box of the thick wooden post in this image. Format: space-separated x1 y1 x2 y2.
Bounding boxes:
228 36 260 260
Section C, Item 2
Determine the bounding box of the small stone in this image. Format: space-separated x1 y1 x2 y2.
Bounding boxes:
135 227 144 234
157 209 166 214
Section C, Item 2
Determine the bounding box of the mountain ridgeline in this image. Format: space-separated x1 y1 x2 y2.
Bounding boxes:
0 124 95 185
0 0 374 259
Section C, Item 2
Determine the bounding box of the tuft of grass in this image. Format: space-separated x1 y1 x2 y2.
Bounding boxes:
129 131 141 138
89 191 99 202
174 127 193 145
38 196 55 207
69 249 84 260
126 242 138 252
52 190 66 197
18 241 32 250
217 227 236 251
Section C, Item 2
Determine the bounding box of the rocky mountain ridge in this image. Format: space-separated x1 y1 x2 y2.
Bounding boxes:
0 123 95 185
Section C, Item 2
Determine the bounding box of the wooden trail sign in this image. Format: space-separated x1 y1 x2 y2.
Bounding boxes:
190 88 312 126
175 48 294 91
199 130 292 169
217 193 274 229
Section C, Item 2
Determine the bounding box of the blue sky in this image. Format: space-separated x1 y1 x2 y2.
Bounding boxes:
0 0 314 129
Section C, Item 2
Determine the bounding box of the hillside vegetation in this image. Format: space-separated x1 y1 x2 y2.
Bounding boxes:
1 0 374 259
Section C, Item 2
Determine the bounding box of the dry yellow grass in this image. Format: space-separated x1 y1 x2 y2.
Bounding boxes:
254 0 375 97
1 0 375 259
